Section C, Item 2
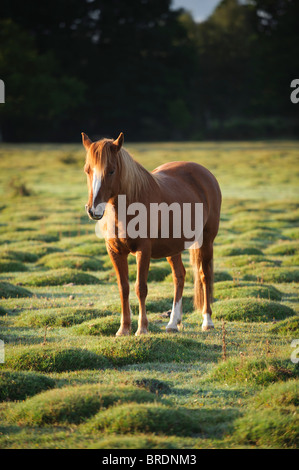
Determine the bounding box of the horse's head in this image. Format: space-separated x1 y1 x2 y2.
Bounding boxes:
82 132 124 220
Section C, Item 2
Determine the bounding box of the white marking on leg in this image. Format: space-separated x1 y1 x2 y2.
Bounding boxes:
166 298 182 331
202 313 214 331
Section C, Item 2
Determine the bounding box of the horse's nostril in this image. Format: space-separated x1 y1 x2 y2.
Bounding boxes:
85 205 93 216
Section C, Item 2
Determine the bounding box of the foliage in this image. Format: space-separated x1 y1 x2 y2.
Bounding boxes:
1 0 298 141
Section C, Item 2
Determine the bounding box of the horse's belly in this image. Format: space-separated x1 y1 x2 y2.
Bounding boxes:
150 238 185 259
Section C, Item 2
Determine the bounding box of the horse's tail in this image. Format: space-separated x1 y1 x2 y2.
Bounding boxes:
189 248 214 311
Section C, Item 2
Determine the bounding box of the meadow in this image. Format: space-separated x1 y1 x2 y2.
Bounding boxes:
0 140 298 449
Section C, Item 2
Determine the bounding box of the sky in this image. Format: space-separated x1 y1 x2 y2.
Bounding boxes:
171 0 222 22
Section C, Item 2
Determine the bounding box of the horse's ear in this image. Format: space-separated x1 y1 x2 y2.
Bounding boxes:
112 132 124 152
81 132 92 150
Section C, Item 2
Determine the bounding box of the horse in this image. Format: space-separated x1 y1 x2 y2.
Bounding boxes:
82 132 221 336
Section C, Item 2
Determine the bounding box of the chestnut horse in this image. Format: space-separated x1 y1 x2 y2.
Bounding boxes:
82 132 221 336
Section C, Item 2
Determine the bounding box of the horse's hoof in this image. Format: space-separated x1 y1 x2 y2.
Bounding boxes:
116 328 131 336
202 324 214 332
166 327 179 333
135 328 148 336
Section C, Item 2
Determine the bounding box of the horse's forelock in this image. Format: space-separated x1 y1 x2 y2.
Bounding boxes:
87 139 113 175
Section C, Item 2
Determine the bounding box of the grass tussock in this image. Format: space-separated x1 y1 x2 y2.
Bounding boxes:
0 249 38 263
82 403 204 436
207 357 298 386
0 281 32 298
15 269 101 286
216 246 264 257
15 307 109 328
4 384 160 426
38 253 102 271
214 281 283 301
222 255 276 268
93 335 206 367
0 370 56 402
0 260 28 273
0 305 6 316
242 267 299 283
4 346 111 372
265 241 299 256
213 298 295 322
269 316 299 336
71 316 162 337
232 381 299 448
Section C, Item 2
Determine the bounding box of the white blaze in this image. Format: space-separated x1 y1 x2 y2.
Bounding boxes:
92 171 102 207
92 170 105 216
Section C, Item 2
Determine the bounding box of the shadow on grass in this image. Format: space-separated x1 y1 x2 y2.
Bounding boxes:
0 326 60 345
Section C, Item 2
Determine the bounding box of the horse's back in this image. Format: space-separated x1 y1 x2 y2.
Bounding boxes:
152 161 221 204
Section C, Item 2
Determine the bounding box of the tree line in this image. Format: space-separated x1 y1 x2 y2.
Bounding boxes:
0 0 298 142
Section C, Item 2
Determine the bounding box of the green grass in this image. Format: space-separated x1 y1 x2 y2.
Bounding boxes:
37 253 103 271
216 246 264 257
14 268 101 286
265 241 299 256
4 345 111 372
91 335 207 367
0 370 56 401
242 266 299 283
4 384 161 426
232 381 299 448
0 260 28 273
82 403 207 436
212 298 295 322
15 307 109 328
269 316 299 336
207 357 298 386
71 315 162 336
214 281 283 301
0 141 298 449
0 281 32 298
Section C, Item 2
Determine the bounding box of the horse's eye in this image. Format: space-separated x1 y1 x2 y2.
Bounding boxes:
108 170 115 176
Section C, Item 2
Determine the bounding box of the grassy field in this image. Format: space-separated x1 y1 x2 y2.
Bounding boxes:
0 140 298 449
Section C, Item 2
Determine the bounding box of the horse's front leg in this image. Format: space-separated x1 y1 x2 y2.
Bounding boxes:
135 249 150 336
107 245 131 336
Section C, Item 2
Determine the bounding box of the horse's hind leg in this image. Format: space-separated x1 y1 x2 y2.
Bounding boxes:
200 240 214 331
166 254 186 333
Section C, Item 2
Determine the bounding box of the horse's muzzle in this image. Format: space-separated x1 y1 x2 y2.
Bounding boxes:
85 205 104 221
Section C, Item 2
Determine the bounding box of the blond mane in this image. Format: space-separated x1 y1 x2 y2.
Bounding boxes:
86 139 157 202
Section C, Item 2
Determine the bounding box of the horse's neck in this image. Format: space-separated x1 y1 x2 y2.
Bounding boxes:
118 151 158 204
